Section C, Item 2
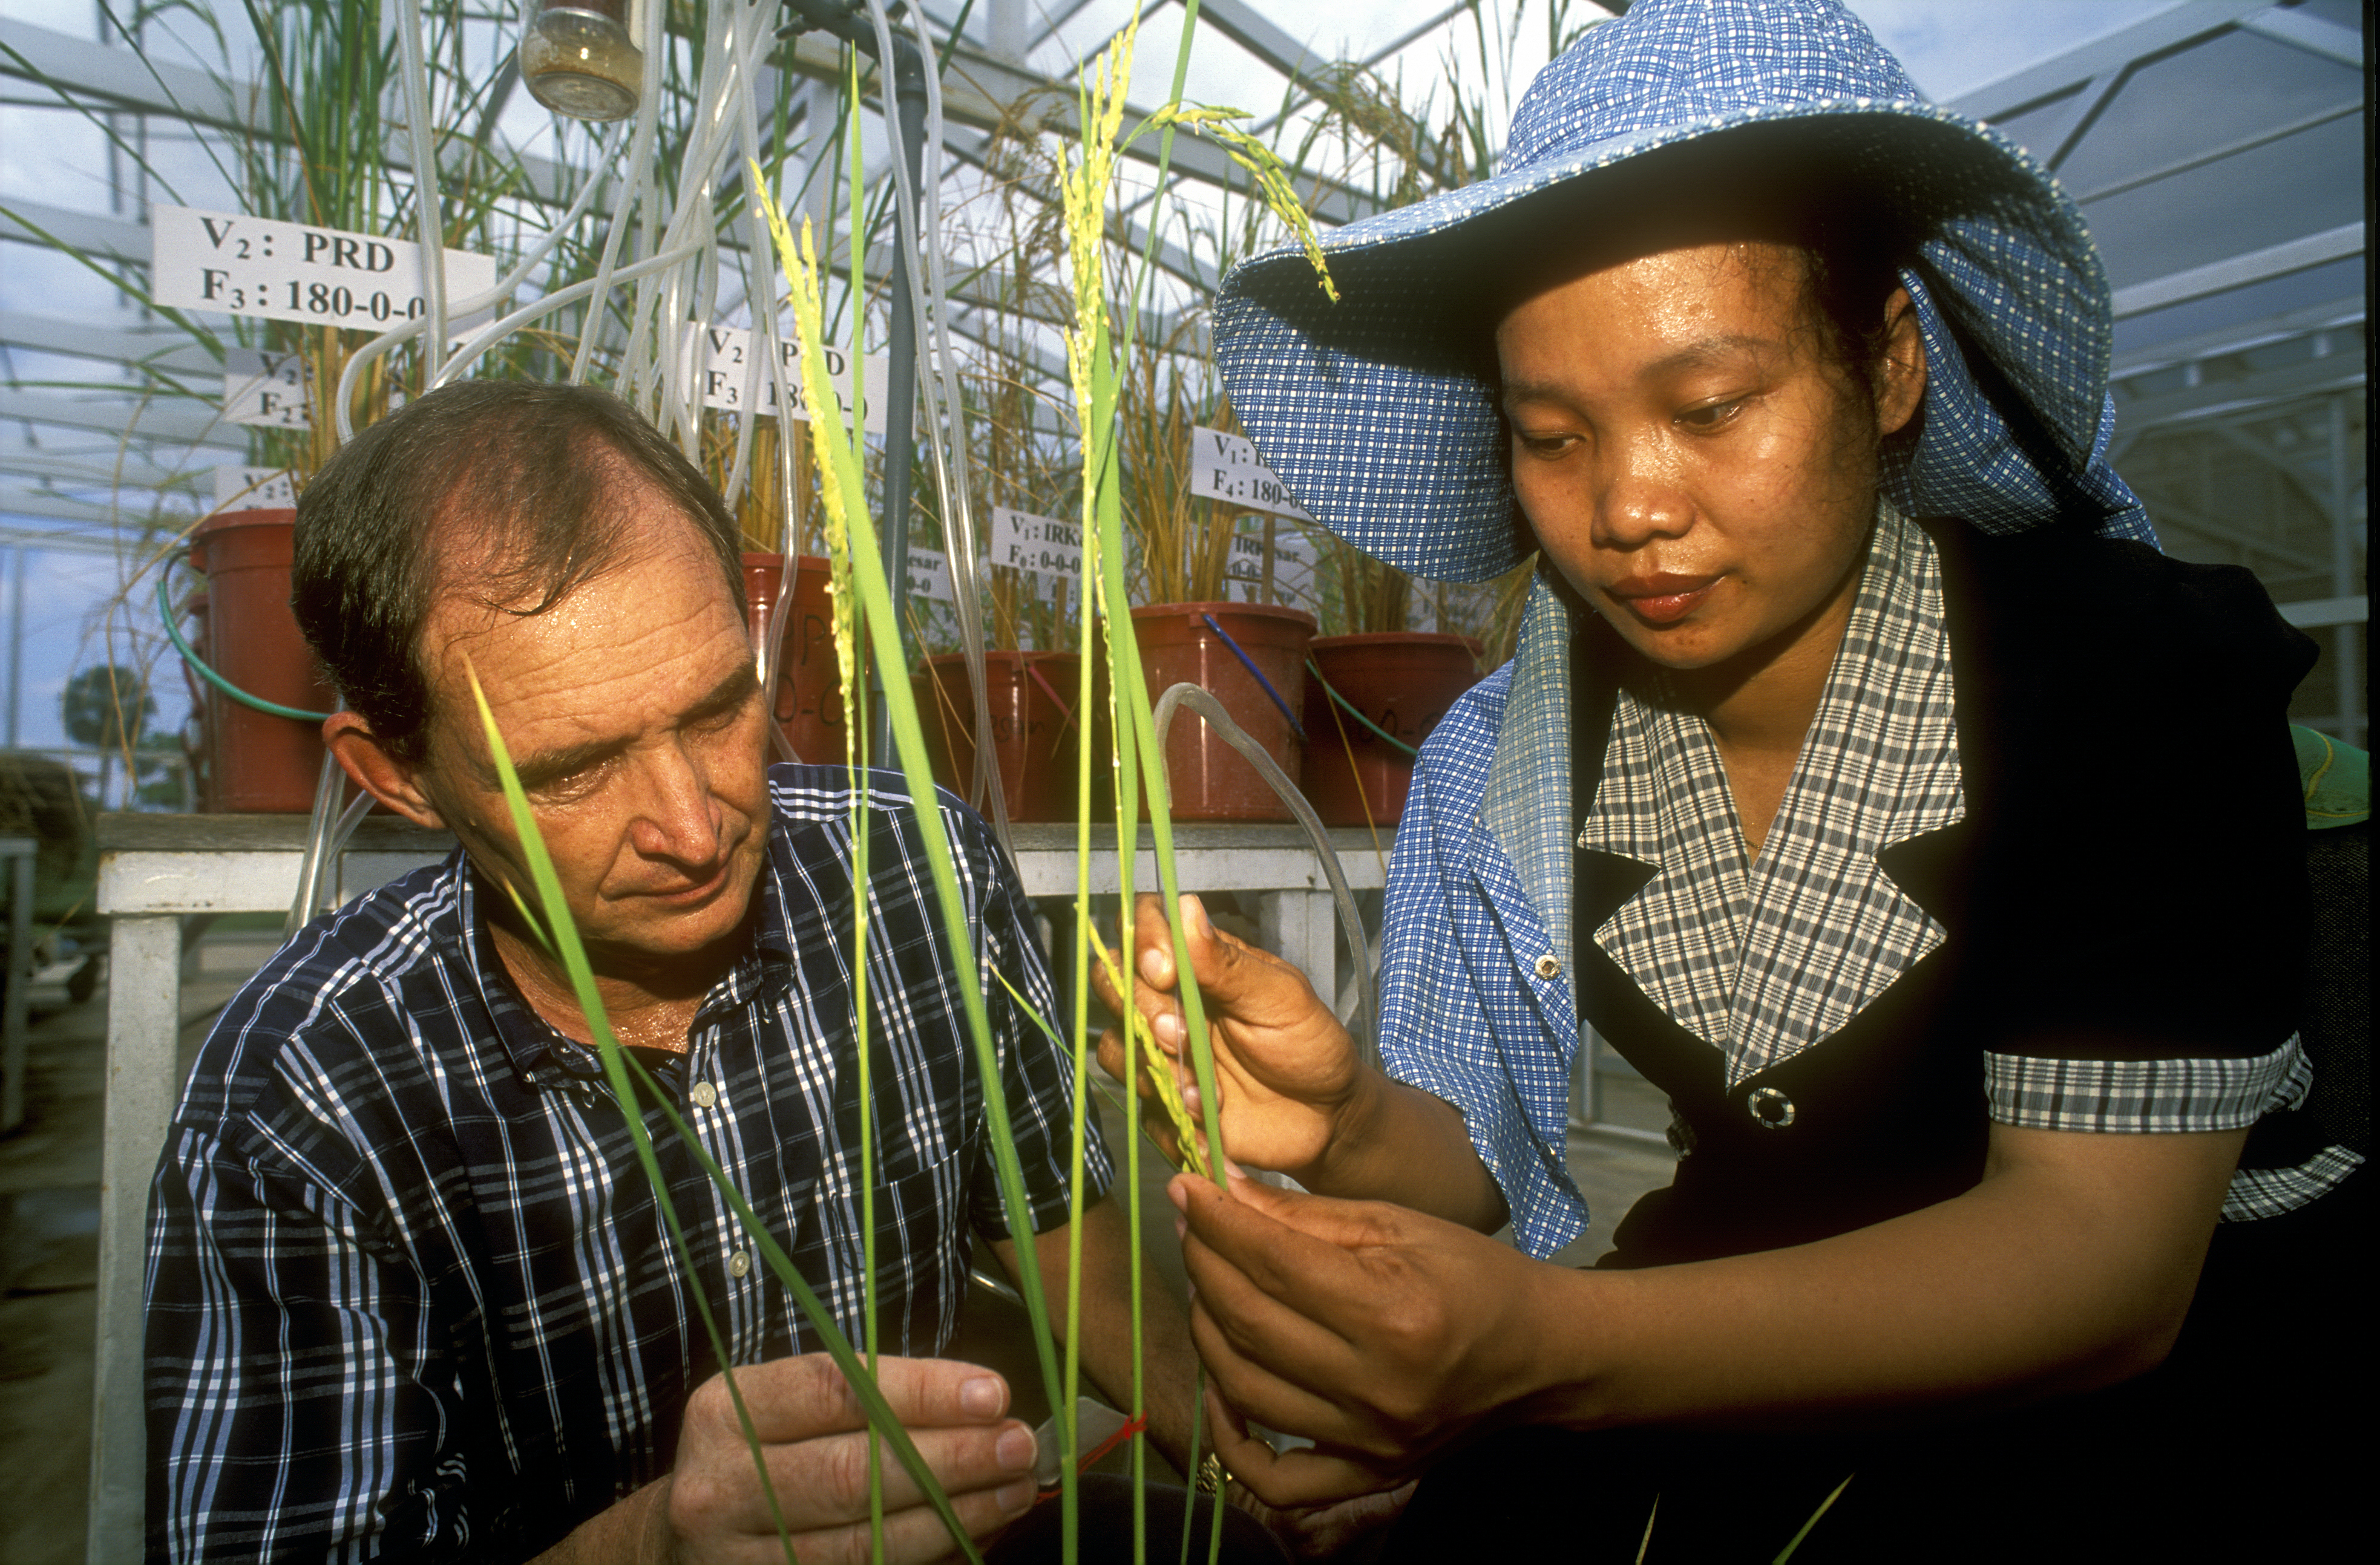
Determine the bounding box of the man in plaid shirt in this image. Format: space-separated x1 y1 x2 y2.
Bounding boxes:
144 381 1195 1563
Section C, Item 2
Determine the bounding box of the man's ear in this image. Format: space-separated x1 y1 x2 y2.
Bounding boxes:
1873 285 1927 439
323 711 446 829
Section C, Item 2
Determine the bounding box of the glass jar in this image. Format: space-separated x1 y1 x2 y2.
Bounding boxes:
519 0 643 122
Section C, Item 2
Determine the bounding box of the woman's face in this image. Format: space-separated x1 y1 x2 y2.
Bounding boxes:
1497 240 1924 671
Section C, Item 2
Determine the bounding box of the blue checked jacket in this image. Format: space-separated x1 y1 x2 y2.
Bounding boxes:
1378 583 1596 1261
145 766 1106 1564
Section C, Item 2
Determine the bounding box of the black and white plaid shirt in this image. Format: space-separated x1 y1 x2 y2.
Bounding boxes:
145 765 1106 1564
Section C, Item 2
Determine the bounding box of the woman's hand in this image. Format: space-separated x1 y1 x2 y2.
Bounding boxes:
1225 1466 1417 1560
1170 1171 1566 1508
1093 893 1366 1180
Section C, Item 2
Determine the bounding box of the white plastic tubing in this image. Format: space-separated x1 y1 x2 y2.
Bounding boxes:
301 0 1015 926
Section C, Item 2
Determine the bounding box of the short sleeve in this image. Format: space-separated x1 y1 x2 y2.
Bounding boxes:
1953 537 2317 1134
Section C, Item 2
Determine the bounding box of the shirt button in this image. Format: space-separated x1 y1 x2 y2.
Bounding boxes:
1534 953 1560 980
1746 1086 1796 1129
728 1250 752 1278
690 1081 719 1109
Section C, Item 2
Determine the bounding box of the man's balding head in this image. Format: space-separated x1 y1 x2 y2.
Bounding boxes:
293 380 747 760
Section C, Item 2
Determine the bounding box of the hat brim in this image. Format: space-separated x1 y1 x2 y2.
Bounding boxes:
1216 101 2117 582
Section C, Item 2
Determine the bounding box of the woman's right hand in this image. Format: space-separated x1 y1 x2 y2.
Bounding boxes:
1093 892 1369 1181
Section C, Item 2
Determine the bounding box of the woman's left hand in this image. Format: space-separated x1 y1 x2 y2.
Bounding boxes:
1170 1171 1565 1508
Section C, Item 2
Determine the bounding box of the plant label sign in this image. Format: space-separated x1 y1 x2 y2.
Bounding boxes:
990 508 1081 577
222 347 309 429
989 508 1079 612
1188 425 1311 521
1221 521 1317 610
152 205 496 332
684 324 890 434
212 466 296 512
904 544 956 604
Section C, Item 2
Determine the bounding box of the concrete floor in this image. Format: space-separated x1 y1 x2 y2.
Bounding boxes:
0 927 1678 1564
0 922 281 1565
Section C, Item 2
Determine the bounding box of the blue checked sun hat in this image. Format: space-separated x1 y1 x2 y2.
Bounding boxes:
1212 0 2152 583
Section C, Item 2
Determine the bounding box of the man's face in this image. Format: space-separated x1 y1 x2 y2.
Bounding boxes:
405 486 769 976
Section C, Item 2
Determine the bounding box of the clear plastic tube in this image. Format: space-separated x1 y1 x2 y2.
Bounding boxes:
436 241 706 384
340 119 627 433
568 0 668 385
1153 683 1378 1067
862 0 1011 845
618 0 762 434
395 0 448 384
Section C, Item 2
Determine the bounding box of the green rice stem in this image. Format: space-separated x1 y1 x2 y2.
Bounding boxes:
464 662 973 1563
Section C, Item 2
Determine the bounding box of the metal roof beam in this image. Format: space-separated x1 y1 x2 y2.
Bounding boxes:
0 18 601 212
2112 349 2367 436
2111 222 2365 319
2133 491 2332 575
1193 0 1329 87
2 196 146 264
0 309 218 376
1949 0 2272 122
0 387 237 448
776 31 1380 226
0 506 155 549
2206 422 2348 523
2238 7 2365 68
2111 295 2364 378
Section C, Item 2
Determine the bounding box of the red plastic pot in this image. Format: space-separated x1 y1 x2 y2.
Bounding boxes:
912 650 1082 822
1132 602 1316 822
189 509 336 813
1301 633 1484 827
742 552 853 765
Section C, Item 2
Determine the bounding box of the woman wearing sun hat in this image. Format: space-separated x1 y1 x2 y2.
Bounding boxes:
1100 0 2360 1556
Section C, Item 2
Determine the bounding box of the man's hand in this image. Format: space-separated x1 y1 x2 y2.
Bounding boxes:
1170 1172 1551 1508
668 1356 1039 1563
1092 893 1364 1179
542 1355 1039 1563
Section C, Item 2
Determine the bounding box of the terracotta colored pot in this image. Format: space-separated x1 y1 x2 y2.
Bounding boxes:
1300 633 1484 827
1132 601 1316 822
742 552 853 765
190 510 336 812
912 650 1083 822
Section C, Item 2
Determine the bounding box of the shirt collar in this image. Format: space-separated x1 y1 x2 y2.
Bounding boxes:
1573 500 1968 1078
449 848 784 1093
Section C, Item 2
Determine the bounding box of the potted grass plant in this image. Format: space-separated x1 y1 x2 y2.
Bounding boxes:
18 0 589 809
909 334 1089 822
1121 370 1317 822
1300 541 1486 828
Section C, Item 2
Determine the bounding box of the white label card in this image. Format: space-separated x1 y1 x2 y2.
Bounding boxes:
212 466 297 511
904 544 955 604
152 205 496 332
1188 425 1312 520
222 347 310 429
685 324 891 434
989 507 1083 580
1220 520 1317 610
